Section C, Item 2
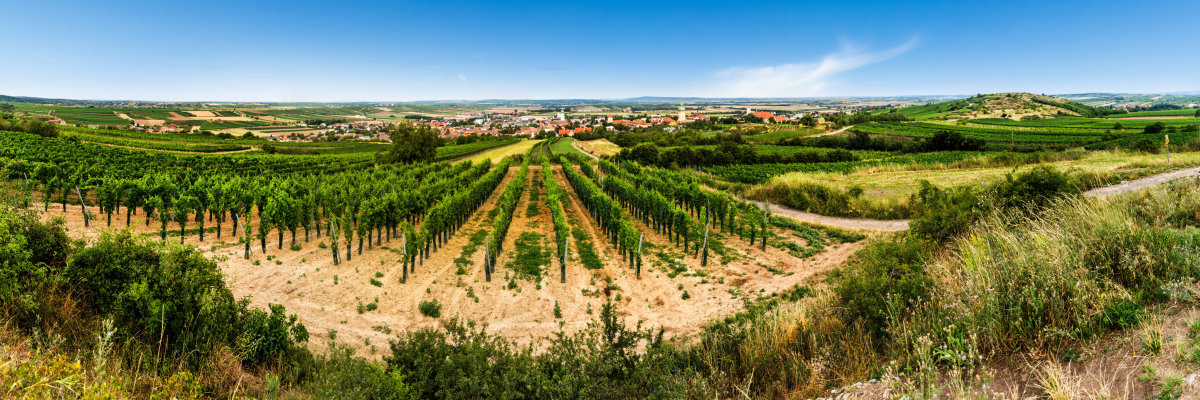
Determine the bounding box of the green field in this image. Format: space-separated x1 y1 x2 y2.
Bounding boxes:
1107 109 1199 118
462 139 542 164
746 128 822 141
201 120 271 130
549 138 589 158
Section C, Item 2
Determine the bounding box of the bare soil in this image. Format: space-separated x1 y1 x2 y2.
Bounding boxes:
32 165 858 358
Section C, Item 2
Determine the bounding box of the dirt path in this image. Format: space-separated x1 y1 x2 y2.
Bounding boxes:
757 200 911 231
809 124 853 138
571 138 599 162
1084 165 1200 198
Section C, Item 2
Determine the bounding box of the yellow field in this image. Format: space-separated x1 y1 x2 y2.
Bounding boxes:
760 150 1200 201
461 139 544 164
578 139 621 157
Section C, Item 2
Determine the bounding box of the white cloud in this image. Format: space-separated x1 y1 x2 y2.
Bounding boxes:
714 37 918 97
458 73 467 82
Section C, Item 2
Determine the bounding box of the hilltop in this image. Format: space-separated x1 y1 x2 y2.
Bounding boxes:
878 92 1128 121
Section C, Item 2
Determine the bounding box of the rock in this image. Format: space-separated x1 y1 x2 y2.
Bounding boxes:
1185 373 1197 386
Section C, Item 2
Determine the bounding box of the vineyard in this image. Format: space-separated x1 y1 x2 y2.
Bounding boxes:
0 129 861 354
706 151 985 184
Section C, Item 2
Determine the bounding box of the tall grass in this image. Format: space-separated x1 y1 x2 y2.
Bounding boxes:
889 183 1200 365
747 177 910 219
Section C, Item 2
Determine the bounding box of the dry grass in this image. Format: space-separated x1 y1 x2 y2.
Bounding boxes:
757 149 1200 202
462 139 543 164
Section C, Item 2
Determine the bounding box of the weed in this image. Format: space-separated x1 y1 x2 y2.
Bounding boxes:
553 301 562 319
1143 316 1164 356
419 300 442 318
505 232 550 280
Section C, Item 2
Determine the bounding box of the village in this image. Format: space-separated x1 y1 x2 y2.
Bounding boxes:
259 106 830 143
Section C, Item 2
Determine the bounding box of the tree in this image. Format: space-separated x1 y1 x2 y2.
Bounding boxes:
1112 122 1124 130
799 114 817 127
0 103 15 113
1144 121 1167 134
378 124 438 164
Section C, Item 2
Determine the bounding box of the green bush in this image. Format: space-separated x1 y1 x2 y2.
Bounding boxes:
831 235 932 338
909 165 1079 243
908 181 982 243
418 300 441 318
301 343 411 399
67 230 308 368
0 211 80 326
384 301 693 399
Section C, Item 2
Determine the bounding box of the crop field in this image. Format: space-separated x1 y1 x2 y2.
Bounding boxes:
752 149 1200 201
548 137 589 158
461 138 542 164
852 121 1108 145
0 127 865 358
577 139 621 157
1107 109 1198 118
746 128 823 141
200 120 270 130
707 151 985 184
434 139 519 161
242 107 382 121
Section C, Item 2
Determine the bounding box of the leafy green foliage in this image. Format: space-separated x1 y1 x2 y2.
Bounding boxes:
68 230 309 367
418 300 442 318
505 232 550 280
831 235 932 338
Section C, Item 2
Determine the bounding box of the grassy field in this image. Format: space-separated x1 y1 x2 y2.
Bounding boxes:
201 120 270 130
1107 109 1199 118
746 128 823 142
549 138 589 158
461 139 543 164
578 139 620 157
755 150 1200 201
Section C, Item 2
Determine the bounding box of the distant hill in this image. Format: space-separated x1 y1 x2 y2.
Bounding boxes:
877 92 1126 121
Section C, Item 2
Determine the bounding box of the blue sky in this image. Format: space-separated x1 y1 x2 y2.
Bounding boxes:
3 0 1198 102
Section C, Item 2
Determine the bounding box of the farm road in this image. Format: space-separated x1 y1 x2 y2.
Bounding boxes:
1083 165 1200 198
810 125 854 138
571 138 600 162
756 201 910 231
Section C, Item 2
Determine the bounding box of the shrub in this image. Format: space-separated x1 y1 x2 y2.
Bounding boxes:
67 231 309 367
908 181 981 243
0 211 80 326
831 235 932 338
302 343 411 399
418 300 442 318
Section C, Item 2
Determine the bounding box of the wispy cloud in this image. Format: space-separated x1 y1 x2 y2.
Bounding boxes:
714 37 918 97
458 73 467 82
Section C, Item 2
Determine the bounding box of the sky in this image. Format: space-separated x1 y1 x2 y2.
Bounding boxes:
3 0 1198 102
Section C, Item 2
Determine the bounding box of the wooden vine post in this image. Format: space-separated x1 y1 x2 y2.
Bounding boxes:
561 236 569 283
